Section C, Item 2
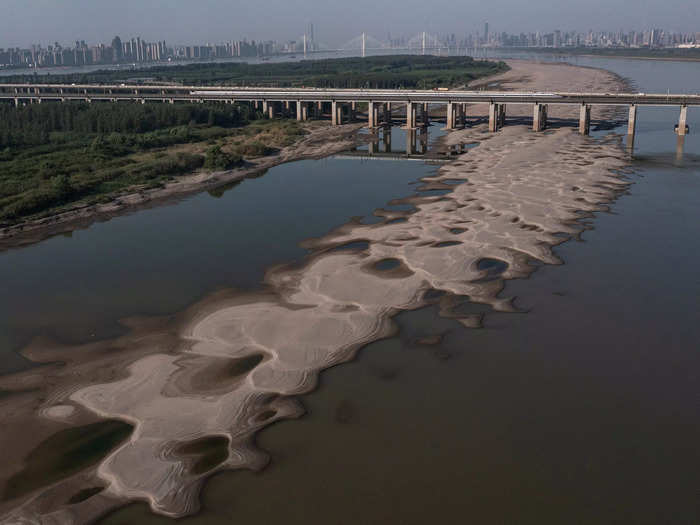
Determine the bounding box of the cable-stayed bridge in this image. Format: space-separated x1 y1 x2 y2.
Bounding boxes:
332 33 453 56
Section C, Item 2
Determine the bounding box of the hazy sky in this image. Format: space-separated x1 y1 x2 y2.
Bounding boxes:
2 0 698 48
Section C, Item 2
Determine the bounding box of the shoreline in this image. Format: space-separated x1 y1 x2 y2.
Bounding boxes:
0 60 634 523
0 122 364 252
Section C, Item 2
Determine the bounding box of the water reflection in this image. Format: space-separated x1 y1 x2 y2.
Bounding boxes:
675 135 686 166
354 125 446 160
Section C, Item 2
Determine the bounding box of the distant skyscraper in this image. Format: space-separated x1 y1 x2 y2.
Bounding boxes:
111 36 122 61
484 22 489 44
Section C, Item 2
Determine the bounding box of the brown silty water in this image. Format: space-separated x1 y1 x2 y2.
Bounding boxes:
0 62 632 523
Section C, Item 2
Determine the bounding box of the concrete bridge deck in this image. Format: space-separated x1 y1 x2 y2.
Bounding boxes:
1 84 696 137
2 84 700 106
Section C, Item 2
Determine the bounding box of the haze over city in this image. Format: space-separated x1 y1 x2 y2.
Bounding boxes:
2 0 699 47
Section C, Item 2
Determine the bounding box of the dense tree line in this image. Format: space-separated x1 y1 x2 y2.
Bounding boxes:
2 55 508 89
0 102 255 148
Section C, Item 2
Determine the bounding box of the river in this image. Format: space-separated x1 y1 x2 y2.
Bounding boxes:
1 56 698 524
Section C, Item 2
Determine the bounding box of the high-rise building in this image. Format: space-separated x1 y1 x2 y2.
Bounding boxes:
111 36 122 61
484 22 489 44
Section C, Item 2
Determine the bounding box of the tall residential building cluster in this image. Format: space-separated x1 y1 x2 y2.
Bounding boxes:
475 28 700 48
0 36 169 68
0 33 319 70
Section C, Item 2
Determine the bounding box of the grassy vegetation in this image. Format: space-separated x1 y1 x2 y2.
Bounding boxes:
0 102 305 225
2 55 509 89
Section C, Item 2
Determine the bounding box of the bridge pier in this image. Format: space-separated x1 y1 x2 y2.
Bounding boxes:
446 102 455 130
332 101 339 125
422 103 430 126
579 103 591 135
533 103 548 132
457 103 465 128
677 105 688 136
268 102 276 119
296 100 304 121
350 102 357 122
489 103 499 132
405 102 417 129
384 127 392 152
627 104 637 151
383 103 391 125
368 101 379 128
489 103 506 132
406 129 417 155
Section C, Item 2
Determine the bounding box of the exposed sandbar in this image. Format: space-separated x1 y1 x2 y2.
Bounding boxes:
0 60 633 524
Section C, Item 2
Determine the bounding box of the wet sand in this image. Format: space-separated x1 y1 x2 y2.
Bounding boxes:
0 61 632 524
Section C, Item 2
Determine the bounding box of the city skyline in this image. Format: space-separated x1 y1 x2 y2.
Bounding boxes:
2 24 699 70
2 0 700 49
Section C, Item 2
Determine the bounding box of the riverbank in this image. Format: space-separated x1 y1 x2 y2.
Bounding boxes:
0 121 363 251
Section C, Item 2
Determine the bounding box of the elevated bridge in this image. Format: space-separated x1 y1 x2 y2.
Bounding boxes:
1 84 697 138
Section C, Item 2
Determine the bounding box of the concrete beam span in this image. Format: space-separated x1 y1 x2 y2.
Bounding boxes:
3 85 700 107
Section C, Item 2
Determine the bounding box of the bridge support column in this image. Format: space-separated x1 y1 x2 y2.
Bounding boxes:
284 100 291 116
262 100 269 115
422 103 430 126
384 127 392 152
489 103 502 132
499 104 506 128
382 103 390 125
489 103 497 132
627 104 637 151
446 102 455 130
406 129 417 155
332 101 345 126
405 102 417 129
296 100 304 121
533 103 547 132
677 105 688 136
579 104 591 135
350 102 357 122
267 102 276 119
368 101 379 128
